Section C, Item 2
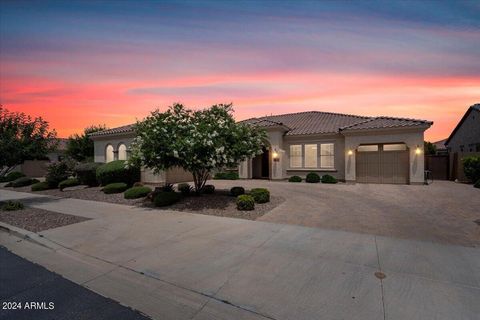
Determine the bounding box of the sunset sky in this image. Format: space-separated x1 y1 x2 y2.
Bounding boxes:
1 0 479 141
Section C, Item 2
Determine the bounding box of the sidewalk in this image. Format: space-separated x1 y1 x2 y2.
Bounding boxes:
1 189 479 320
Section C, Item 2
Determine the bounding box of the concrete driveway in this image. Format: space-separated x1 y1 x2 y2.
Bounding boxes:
1 189 479 320
210 180 480 247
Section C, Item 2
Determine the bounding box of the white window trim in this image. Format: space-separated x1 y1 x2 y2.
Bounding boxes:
288 142 335 170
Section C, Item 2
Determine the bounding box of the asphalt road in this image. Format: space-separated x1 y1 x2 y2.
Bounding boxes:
0 246 150 320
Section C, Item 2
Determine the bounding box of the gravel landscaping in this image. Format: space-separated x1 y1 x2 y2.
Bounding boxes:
0 203 90 232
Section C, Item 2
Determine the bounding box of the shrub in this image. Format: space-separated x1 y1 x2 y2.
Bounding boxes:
178 183 193 195
96 160 140 186
474 179 480 189
102 182 128 194
46 161 71 188
250 188 270 203
203 184 215 194
58 178 80 191
463 156 480 183
306 172 320 183
236 195 255 211
74 162 101 186
11 177 39 188
321 174 338 184
161 183 175 192
133 182 144 187
230 186 245 197
124 186 152 199
1 200 24 211
213 171 239 180
288 176 302 182
31 181 51 191
153 191 181 207
0 171 25 182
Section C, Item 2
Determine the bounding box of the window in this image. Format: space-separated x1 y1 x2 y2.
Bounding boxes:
304 144 317 168
105 145 114 163
358 145 378 152
118 144 127 160
320 143 334 168
290 145 302 168
383 144 407 151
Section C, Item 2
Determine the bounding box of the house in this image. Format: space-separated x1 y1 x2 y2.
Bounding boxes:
445 104 480 153
432 139 448 155
91 110 432 185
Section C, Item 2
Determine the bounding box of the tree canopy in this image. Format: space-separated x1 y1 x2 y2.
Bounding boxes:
0 106 57 176
66 125 107 162
128 103 266 192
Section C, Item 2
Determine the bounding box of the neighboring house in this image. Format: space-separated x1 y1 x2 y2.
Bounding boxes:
91 110 432 185
432 139 448 155
445 104 480 153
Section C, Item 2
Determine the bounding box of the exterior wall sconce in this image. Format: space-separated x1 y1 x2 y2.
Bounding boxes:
347 149 353 156
272 150 280 162
415 146 422 155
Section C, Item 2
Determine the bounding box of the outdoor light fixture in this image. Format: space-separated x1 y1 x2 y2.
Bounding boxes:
347 149 353 156
415 146 422 155
272 150 280 162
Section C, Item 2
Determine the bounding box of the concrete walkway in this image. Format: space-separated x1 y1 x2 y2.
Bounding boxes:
1 189 479 320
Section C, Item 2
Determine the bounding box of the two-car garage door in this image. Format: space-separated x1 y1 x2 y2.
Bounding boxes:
356 144 409 184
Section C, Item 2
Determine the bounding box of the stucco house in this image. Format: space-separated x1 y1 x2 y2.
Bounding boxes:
445 103 480 153
91 110 432 185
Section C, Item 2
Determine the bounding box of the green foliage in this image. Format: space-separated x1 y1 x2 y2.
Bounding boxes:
124 186 152 199
462 156 480 183
153 191 181 207
31 181 51 191
58 178 80 191
305 172 320 183
288 176 302 182
474 180 480 189
46 161 72 188
249 188 270 203
203 184 215 194
0 106 57 175
74 162 101 186
133 182 144 187
424 141 437 155
1 200 24 211
230 186 245 197
161 183 175 192
66 125 107 162
321 174 338 184
178 183 193 195
213 172 239 180
10 177 39 187
128 103 266 193
0 171 25 182
96 160 140 186
236 195 255 211
102 182 128 194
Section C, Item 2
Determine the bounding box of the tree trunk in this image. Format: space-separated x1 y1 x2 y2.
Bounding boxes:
192 169 209 193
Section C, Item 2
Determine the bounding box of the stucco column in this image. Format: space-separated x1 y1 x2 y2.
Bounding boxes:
238 159 251 179
344 143 359 183
271 147 284 180
408 143 425 184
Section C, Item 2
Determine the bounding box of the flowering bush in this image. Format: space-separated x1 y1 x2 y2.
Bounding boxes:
128 104 266 192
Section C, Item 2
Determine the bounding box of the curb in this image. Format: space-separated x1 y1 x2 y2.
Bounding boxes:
0 222 59 250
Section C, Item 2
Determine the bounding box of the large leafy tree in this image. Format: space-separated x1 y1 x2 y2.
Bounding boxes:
66 125 107 162
128 103 267 192
0 106 57 176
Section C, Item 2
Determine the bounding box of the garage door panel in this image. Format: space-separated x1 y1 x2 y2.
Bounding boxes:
356 145 409 184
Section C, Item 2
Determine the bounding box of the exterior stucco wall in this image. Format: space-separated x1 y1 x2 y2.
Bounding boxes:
447 109 480 153
93 134 135 163
343 128 426 184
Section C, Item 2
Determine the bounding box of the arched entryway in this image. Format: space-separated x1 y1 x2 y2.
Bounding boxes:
252 147 270 179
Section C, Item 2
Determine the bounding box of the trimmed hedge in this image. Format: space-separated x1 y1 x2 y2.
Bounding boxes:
124 186 152 199
46 161 71 188
236 195 255 211
213 172 239 180
230 186 245 197
0 171 25 182
462 156 480 183
10 177 39 188
178 183 193 195
96 160 140 186
306 172 320 183
31 181 51 191
102 182 128 194
288 176 302 183
203 185 215 194
1 200 24 211
153 191 181 207
74 162 101 186
59 178 80 191
474 180 480 189
250 188 270 203
321 174 338 184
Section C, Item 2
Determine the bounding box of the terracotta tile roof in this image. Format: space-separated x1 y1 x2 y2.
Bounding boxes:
89 124 134 137
340 116 432 132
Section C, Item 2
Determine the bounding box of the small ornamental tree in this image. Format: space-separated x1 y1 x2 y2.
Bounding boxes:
0 106 57 177
128 103 267 192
